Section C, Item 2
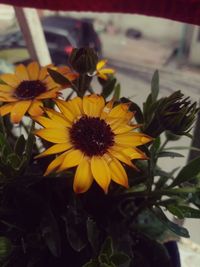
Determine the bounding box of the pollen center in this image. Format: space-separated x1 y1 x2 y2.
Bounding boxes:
15 80 47 100
70 116 115 157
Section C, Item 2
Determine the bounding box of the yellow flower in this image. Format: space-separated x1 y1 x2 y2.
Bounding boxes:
96 60 115 80
0 62 64 123
35 95 152 194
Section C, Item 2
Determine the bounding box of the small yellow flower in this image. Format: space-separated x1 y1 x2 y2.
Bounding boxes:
0 62 65 123
35 95 152 194
96 60 115 80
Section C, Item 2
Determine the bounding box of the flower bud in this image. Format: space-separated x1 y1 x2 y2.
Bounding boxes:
145 91 199 137
69 48 98 74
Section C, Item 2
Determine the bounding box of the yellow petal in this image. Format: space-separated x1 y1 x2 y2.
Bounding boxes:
35 128 69 143
0 103 15 116
27 62 40 80
109 158 128 188
55 99 77 122
83 94 105 117
44 108 72 127
96 59 107 71
91 156 111 193
115 132 152 147
10 100 31 123
44 152 68 176
0 92 17 102
109 148 134 168
65 97 83 118
99 68 115 75
28 100 43 117
97 73 108 80
100 100 114 119
34 115 70 129
35 143 72 158
15 64 29 81
0 73 20 87
112 124 134 134
123 147 148 160
39 66 48 80
108 103 133 122
73 156 93 193
36 88 60 100
58 149 83 172
0 84 13 92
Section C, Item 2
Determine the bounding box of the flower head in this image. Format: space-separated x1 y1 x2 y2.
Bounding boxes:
35 95 152 193
0 62 64 123
96 60 115 80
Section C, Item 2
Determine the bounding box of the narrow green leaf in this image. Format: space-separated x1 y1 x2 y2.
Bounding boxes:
170 156 200 187
101 78 116 98
14 135 26 157
25 133 35 163
157 151 184 158
152 207 190 238
167 205 200 219
40 209 61 257
151 70 159 102
113 83 121 100
48 68 73 86
127 183 147 193
87 218 100 254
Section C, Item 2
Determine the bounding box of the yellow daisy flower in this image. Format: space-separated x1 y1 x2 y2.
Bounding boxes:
34 95 152 194
0 62 65 123
96 60 115 80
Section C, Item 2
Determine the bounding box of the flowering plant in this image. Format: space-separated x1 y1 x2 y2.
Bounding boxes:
0 48 200 267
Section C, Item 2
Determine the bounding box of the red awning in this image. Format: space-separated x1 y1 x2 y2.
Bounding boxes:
1 0 200 25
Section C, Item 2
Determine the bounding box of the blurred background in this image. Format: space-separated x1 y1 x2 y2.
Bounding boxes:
0 4 200 266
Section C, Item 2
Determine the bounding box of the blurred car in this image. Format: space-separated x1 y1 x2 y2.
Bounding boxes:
0 15 102 65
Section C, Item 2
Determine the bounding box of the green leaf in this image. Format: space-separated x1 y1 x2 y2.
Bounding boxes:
82 260 99 267
99 254 110 264
6 153 21 169
87 218 100 254
170 156 200 187
157 151 184 158
113 83 121 100
167 205 200 219
40 209 61 257
100 237 113 258
101 78 116 98
152 207 190 238
127 183 147 193
111 252 130 266
24 132 35 163
0 237 12 261
0 132 12 152
63 208 87 252
14 135 26 157
151 70 159 102
150 137 161 155
48 68 73 86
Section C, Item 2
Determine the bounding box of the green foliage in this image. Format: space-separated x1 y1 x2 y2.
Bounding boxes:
101 78 117 98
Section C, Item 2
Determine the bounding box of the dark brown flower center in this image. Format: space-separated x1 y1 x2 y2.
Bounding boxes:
70 116 115 157
15 80 47 100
